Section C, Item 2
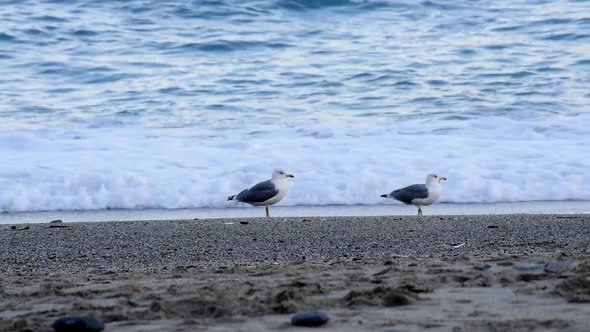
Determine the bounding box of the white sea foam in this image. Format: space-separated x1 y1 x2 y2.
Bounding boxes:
1 113 589 212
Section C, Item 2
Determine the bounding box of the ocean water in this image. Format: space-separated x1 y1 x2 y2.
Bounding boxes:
1 0 589 213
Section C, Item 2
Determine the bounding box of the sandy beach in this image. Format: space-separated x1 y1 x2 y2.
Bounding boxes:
1 214 589 331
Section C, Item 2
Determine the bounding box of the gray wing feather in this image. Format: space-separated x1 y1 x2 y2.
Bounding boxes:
390 184 428 204
236 180 278 203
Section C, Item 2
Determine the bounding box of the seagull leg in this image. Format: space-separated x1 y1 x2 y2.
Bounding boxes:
265 205 270 218
418 207 423 217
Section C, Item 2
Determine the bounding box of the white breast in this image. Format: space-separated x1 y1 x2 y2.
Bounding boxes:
412 185 441 206
255 179 289 206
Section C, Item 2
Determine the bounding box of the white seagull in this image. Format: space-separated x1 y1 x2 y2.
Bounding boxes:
381 174 447 216
227 169 294 218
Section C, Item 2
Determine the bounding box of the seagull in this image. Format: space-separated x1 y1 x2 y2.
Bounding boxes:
381 174 447 216
227 169 294 218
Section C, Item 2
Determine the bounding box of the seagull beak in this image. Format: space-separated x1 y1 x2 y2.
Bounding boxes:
287 173 295 178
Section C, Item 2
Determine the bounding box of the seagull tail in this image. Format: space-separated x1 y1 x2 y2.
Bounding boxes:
380 194 389 198
227 195 236 201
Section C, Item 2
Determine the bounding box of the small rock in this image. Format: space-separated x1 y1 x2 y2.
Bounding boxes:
52 316 105 332
517 273 544 282
372 267 392 276
150 301 162 312
13 319 28 329
512 263 544 272
291 311 329 327
10 226 16 229
486 265 509 274
487 225 498 229
545 260 572 273
49 219 63 224
383 291 411 307
239 221 249 225
49 224 68 228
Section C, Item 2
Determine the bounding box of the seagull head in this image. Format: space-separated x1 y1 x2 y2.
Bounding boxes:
272 169 295 180
426 173 447 185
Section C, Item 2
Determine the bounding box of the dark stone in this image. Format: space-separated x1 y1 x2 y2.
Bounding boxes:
49 219 63 224
517 273 544 282
239 221 249 225
383 291 411 307
487 225 498 228
10 226 16 229
291 311 329 327
372 267 392 276
150 301 162 312
13 319 28 329
52 316 105 332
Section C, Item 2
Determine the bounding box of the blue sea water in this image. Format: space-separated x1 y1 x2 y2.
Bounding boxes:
0 0 589 212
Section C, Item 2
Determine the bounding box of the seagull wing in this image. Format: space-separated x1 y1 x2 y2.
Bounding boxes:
236 180 279 204
390 184 428 204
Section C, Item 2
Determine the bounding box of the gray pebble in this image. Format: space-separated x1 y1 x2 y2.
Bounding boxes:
545 260 572 273
512 263 544 272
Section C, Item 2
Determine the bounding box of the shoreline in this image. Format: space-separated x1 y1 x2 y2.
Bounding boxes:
1 200 590 224
2 215 589 331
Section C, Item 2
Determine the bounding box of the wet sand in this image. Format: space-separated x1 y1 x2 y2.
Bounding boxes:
1 215 589 331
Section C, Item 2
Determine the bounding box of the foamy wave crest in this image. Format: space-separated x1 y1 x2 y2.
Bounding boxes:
1 114 589 212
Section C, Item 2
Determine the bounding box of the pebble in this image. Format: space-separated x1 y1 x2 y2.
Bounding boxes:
291 311 329 327
49 219 63 224
545 260 572 273
52 316 105 332
486 265 509 274
11 226 30 231
512 263 544 272
239 221 249 225
383 291 411 307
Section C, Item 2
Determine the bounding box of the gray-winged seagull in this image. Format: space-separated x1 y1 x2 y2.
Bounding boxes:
227 169 294 218
381 174 447 216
